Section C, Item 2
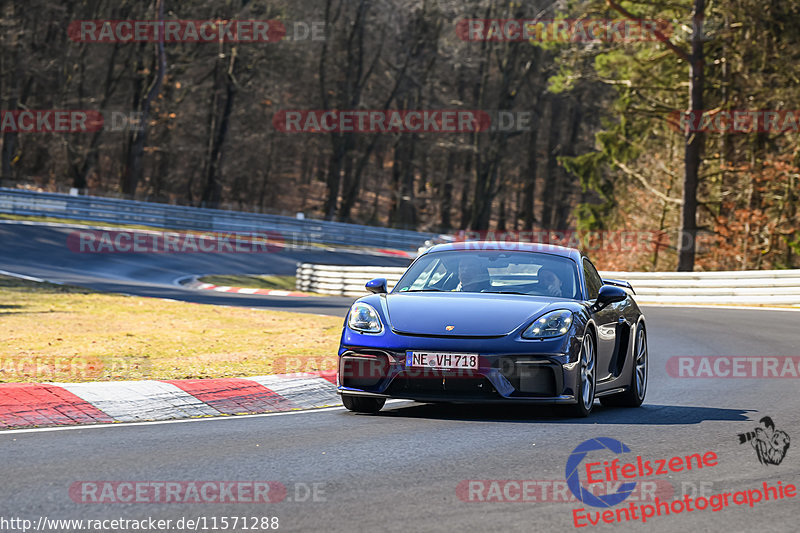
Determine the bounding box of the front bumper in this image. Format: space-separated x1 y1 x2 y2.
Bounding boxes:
336 348 581 404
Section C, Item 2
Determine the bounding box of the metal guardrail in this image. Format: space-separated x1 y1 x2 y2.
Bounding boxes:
0 188 435 250
297 264 407 295
296 263 800 306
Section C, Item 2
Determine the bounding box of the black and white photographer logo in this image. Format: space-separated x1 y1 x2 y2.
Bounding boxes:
738 416 790 466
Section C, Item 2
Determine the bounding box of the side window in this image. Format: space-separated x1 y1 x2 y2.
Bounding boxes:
582 258 603 300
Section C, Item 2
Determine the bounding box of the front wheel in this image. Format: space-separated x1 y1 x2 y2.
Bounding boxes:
566 332 596 417
341 394 385 414
600 323 648 408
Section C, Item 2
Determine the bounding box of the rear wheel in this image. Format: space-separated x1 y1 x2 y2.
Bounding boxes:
600 323 647 408
567 332 596 417
341 394 385 414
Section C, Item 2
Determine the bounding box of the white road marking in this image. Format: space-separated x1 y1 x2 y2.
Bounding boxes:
0 269 62 284
0 400 412 435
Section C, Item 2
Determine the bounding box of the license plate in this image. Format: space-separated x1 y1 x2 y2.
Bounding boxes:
406 351 479 370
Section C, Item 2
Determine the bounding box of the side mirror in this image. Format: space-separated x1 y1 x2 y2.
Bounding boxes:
601 278 636 294
595 284 627 308
365 278 388 294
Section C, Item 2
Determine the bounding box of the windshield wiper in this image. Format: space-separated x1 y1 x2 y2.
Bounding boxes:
483 291 531 296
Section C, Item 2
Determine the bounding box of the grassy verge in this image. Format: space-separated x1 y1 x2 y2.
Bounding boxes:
0 275 342 383
198 275 297 291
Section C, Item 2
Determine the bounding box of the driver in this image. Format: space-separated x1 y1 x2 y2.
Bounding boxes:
456 257 492 292
537 267 564 297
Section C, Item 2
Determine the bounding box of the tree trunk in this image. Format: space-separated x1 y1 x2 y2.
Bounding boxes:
555 100 583 228
201 46 237 208
121 0 165 197
1 1 23 187
522 126 539 230
677 0 706 271
497 198 507 231
389 134 417 228
541 98 563 229
73 44 121 191
439 151 455 231
459 159 471 229
324 139 345 218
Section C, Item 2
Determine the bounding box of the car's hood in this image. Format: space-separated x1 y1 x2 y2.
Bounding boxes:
384 292 553 337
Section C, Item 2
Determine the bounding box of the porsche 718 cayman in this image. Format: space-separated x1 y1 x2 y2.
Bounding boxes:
336 242 648 417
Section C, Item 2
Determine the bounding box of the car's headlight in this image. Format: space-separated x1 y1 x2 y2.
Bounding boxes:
348 302 383 334
522 310 573 339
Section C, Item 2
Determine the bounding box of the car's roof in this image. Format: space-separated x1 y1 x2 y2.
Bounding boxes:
423 241 582 262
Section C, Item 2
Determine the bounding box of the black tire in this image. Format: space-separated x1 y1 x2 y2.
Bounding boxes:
600 323 648 408
566 331 597 418
341 394 386 414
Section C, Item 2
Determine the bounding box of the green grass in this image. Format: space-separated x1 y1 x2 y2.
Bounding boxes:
0 275 341 382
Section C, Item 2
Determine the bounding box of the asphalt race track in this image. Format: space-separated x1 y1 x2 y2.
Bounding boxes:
1 221 799 532
0 222 412 315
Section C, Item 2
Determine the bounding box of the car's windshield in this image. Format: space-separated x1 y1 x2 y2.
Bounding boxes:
394 251 581 299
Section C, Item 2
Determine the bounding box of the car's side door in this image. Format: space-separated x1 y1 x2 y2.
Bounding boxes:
582 257 619 382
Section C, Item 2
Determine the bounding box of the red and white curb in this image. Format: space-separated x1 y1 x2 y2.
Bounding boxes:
196 283 311 297
375 249 413 258
0 372 339 430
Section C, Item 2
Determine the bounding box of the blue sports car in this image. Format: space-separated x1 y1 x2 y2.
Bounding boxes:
337 242 648 417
